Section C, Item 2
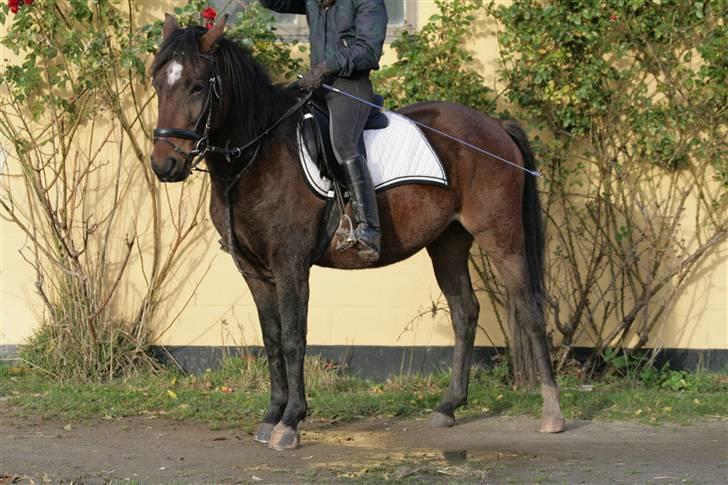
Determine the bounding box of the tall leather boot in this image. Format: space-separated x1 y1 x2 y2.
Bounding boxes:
342 155 381 263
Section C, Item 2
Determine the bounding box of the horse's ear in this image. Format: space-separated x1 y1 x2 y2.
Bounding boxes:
163 13 180 40
199 14 229 53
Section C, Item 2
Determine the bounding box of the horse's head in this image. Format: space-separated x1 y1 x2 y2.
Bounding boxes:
150 14 227 182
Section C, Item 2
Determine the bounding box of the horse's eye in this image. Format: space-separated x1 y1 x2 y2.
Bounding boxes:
191 83 205 94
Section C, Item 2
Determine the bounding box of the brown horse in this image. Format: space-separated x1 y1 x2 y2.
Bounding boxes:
150 15 564 450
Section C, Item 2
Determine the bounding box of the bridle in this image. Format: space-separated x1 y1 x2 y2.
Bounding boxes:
152 56 312 176
153 58 237 170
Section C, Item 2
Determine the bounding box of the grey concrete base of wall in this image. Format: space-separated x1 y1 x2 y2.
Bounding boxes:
154 345 728 379
3 344 726 378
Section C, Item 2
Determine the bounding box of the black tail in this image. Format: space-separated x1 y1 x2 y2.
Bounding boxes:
502 121 545 307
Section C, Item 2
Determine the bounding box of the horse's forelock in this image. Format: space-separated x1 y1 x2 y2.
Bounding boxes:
152 26 207 76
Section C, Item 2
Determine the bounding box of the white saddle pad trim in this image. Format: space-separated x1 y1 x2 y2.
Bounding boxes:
299 112 448 198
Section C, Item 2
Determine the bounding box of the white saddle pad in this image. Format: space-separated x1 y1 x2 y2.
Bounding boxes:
299 111 448 198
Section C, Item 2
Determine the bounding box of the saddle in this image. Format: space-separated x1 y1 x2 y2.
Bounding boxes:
301 94 389 186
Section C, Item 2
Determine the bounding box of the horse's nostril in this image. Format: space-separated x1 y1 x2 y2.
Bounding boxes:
152 156 177 178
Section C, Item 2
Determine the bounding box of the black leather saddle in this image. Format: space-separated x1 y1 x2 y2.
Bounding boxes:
301 94 389 186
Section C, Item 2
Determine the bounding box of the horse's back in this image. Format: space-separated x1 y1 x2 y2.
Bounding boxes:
397 101 526 194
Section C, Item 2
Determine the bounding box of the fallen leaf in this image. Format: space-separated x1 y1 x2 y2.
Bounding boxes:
634 409 642 415
496 394 503 401
167 390 178 399
63 424 72 431
252 475 263 481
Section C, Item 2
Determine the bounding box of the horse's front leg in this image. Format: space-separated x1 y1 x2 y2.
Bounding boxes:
246 278 289 444
268 266 310 451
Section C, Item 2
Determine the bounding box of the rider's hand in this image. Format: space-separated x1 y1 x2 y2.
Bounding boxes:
300 63 335 91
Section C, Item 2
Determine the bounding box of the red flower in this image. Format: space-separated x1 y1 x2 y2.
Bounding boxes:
202 6 217 20
8 0 30 14
202 6 217 29
609 14 618 21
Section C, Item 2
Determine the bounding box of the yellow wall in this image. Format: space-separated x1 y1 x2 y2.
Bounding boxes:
1 1 726 354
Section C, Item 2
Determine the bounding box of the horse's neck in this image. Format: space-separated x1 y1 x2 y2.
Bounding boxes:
206 93 302 225
207 138 293 209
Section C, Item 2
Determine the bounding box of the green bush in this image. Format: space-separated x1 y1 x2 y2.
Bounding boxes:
482 0 728 380
374 0 495 112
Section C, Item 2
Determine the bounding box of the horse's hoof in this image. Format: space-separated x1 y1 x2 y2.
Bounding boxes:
268 423 299 451
429 411 455 428
539 416 565 433
254 422 275 443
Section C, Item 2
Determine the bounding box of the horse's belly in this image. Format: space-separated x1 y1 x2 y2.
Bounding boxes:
316 183 457 269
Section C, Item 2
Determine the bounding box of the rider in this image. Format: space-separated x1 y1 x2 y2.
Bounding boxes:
259 0 388 263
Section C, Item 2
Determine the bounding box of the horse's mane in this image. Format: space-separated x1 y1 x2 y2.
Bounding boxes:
153 26 297 146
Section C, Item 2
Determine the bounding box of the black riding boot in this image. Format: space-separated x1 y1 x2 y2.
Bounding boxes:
342 155 381 262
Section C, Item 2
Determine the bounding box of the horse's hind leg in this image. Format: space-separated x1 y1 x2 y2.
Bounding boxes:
475 232 565 433
426 223 480 427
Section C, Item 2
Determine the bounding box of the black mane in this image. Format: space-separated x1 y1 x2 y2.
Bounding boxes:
153 26 297 147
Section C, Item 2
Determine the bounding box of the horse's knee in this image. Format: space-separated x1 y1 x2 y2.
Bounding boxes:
451 294 479 338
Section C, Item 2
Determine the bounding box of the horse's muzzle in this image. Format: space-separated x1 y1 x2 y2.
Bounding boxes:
151 154 189 182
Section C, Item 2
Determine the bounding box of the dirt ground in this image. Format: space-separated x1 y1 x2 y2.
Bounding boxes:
1 409 726 484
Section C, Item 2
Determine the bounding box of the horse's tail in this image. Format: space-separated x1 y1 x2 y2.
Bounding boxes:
502 120 545 306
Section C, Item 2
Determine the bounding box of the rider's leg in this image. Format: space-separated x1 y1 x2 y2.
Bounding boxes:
326 73 381 262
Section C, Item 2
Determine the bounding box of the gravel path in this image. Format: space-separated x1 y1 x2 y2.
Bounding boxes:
2 411 726 483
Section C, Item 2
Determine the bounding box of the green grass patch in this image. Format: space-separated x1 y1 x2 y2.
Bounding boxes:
1 357 726 429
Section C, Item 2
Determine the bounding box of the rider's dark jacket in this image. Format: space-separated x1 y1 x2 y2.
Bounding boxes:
259 0 387 78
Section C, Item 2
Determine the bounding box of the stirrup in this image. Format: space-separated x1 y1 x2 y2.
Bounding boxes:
354 224 381 262
335 214 356 252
